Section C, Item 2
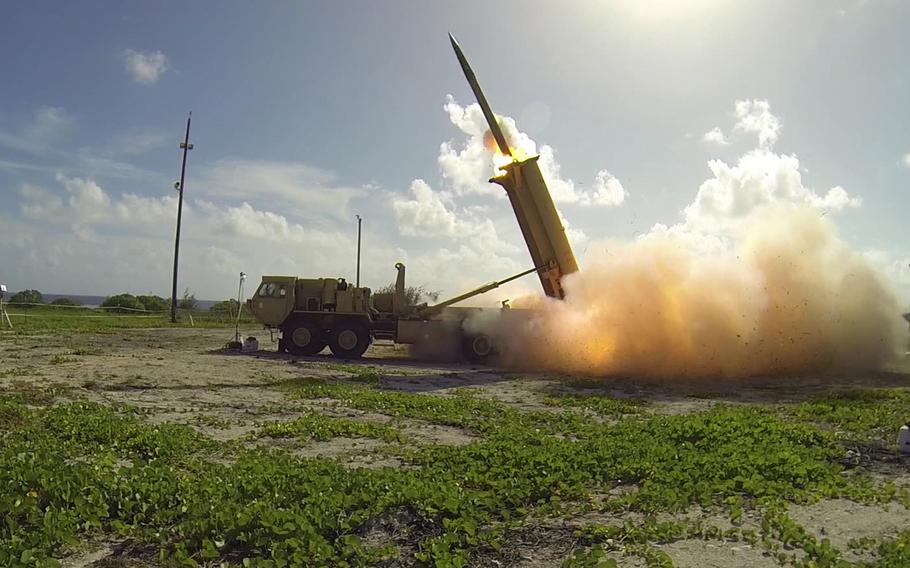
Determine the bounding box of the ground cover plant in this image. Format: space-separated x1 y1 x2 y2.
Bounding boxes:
0 328 909 567
2 305 256 333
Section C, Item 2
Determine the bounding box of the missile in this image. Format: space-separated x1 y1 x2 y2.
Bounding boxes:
448 33 512 157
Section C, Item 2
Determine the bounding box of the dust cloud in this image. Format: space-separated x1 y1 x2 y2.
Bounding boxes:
471 205 909 378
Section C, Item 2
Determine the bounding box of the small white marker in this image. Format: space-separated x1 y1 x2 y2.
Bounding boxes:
899 424 910 455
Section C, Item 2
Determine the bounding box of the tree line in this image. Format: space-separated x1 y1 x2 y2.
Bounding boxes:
3 289 242 315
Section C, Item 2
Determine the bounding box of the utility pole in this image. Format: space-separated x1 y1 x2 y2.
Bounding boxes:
355 214 362 287
170 112 194 323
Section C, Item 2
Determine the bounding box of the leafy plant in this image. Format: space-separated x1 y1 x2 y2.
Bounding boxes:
789 388 910 442
209 298 240 315
136 294 169 312
100 293 147 313
177 289 198 310
49 297 81 307
373 283 440 306
9 289 43 307
256 412 404 443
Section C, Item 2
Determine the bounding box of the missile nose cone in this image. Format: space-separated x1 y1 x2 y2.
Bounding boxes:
449 33 464 57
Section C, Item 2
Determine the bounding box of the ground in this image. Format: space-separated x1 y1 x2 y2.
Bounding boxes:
1 327 909 567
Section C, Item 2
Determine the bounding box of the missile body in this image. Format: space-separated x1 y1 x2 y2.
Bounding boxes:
448 33 512 157
447 34 580 299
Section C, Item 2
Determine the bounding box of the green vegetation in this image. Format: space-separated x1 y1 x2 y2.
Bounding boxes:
373 284 441 305
100 293 147 313
2 327 909 568
178 288 198 310
209 298 240 315
3 381 908 567
8 289 43 306
208 298 255 324
544 392 646 416
256 412 405 443
136 294 170 312
0 305 256 333
48 298 81 307
789 389 910 441
48 355 78 365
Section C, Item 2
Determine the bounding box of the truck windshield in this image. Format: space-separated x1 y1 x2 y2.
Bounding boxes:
256 282 286 298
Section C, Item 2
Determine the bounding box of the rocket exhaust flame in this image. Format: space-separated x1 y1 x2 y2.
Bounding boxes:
471 205 909 379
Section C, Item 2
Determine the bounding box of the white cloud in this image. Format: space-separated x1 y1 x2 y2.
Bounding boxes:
111 129 168 155
586 169 627 206
902 152 910 167
399 243 528 300
703 127 729 145
393 179 475 238
20 174 176 236
122 49 169 84
683 150 862 232
438 96 626 208
24 106 75 141
733 99 781 148
6 172 375 298
684 99 861 233
0 106 76 154
392 179 520 257
195 159 364 221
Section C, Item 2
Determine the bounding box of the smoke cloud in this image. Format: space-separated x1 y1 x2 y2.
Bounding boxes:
425 97 908 378
473 204 908 378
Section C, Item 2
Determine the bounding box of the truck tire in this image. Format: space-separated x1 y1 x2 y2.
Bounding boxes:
462 333 495 364
286 319 327 356
329 322 371 359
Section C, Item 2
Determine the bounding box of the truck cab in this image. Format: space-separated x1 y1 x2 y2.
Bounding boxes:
248 276 296 327
248 275 373 358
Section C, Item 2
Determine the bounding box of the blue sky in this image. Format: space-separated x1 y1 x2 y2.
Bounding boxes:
1 0 908 305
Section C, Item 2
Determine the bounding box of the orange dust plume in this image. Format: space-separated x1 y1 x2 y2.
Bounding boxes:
471 205 909 378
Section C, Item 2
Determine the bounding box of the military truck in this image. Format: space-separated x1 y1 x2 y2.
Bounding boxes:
249 262 540 362
248 35 579 362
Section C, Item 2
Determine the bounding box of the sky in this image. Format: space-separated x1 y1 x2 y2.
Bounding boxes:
0 0 908 307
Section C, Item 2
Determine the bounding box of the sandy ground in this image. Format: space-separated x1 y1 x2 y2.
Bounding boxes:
3 327 910 567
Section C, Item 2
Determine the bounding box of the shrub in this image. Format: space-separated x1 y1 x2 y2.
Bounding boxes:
177 289 198 311
136 294 169 312
373 284 440 306
100 293 146 313
9 289 43 305
50 297 82 307
209 299 239 316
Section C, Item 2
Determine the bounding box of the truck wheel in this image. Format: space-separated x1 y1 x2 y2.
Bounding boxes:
287 320 327 356
329 323 371 359
462 333 495 364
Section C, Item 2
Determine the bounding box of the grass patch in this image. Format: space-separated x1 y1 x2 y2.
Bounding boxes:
256 412 405 443
789 388 910 442
1 376 907 566
49 354 78 365
193 414 233 430
1 305 257 334
544 393 646 416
